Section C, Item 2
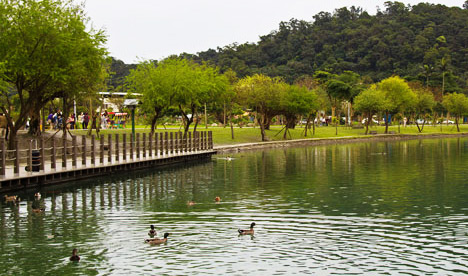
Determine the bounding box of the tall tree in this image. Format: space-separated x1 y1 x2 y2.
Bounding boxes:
354 86 388 135
442 92 468 132
0 0 107 148
235 74 282 141
377 76 416 134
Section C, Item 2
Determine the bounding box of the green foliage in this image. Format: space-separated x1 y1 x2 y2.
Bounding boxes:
0 0 108 139
377 76 416 114
187 2 468 91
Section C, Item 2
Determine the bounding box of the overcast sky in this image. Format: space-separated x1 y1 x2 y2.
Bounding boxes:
81 0 464 64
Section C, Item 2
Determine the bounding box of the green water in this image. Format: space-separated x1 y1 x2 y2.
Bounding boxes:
1 138 468 275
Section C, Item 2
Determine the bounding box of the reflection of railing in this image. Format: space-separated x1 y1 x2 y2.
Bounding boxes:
0 131 213 179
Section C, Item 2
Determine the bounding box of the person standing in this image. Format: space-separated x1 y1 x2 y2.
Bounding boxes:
78 112 84 129
83 112 89 130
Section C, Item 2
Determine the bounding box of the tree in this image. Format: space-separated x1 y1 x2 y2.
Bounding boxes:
0 0 107 148
442 93 468 132
235 74 282 141
167 58 228 134
412 88 436 133
354 86 388 135
278 83 318 139
377 76 416 133
126 60 172 134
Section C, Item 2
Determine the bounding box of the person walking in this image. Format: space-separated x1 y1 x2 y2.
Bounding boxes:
83 112 89 130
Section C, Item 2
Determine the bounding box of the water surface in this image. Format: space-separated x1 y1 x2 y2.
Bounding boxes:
1 138 468 275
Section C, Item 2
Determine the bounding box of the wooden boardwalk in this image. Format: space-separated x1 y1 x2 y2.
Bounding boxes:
0 131 215 192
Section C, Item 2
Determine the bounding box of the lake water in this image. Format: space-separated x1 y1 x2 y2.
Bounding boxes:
1 138 468 275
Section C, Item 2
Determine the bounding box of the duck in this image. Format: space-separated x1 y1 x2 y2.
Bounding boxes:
32 207 45 214
69 248 80 262
145 233 170 245
148 225 156 237
226 156 232 161
215 196 221 202
187 201 196 206
4 195 19 202
238 222 256 235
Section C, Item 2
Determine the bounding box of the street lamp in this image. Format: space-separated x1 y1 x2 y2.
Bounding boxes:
123 99 140 141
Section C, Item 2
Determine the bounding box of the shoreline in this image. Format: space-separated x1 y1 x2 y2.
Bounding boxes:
214 132 468 153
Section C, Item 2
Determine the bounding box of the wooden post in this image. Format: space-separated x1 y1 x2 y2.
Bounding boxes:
204 131 208 150
123 133 127 161
39 136 45 171
188 132 192 152
155 132 159 157
62 137 67 169
28 139 33 174
174 132 179 154
209 131 213 149
165 132 169 155
149 132 153 158
108 134 112 163
160 133 164 156
130 133 134 160
14 139 19 175
142 133 146 158
170 132 174 155
51 138 56 170
82 135 86 166
136 133 140 159
100 134 104 164
91 135 95 166
0 138 5 176
72 136 77 168
115 134 119 162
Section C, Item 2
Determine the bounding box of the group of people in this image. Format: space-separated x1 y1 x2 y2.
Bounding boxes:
100 110 126 129
46 111 90 130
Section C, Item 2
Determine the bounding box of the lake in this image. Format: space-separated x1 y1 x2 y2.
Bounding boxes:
1 138 468 275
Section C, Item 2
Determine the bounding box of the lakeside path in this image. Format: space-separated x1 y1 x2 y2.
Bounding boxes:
214 132 468 153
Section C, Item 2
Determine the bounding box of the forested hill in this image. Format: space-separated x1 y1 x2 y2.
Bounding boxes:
182 1 468 92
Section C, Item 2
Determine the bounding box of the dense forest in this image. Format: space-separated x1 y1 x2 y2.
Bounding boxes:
109 1 468 93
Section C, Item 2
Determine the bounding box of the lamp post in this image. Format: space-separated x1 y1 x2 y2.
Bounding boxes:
123 99 140 141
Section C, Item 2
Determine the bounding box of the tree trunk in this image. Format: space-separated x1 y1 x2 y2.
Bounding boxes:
150 115 157 134
229 113 234 140
365 112 371 135
456 116 460 132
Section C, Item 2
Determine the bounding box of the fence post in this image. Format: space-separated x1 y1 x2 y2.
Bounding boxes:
155 132 159 157
39 136 45 171
28 139 33 174
51 138 56 170
123 133 127 161
115 134 119 162
14 139 19 175
100 135 104 164
108 134 112 164
136 133 140 159
175 132 180 154
130 133 134 160
188 132 192 152
143 133 146 158
170 132 174 155
72 136 77 168
82 135 86 166
91 135 95 166
0 138 5 176
62 137 67 169
209 131 213 149
149 132 153 158
165 132 169 155
160 133 164 156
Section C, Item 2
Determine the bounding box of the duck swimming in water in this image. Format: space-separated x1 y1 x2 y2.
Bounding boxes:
148 225 156 237
69 248 80 262
238 222 256 235
145 233 170 245
4 195 19 202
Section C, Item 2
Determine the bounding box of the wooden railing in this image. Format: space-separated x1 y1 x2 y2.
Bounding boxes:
0 131 213 178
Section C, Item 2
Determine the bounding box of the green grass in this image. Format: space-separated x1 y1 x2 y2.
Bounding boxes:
70 123 468 146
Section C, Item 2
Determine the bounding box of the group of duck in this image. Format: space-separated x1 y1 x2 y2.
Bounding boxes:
144 222 256 245
4 192 44 213
145 196 256 245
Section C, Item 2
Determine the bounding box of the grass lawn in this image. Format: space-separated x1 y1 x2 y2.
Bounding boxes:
71 123 468 146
